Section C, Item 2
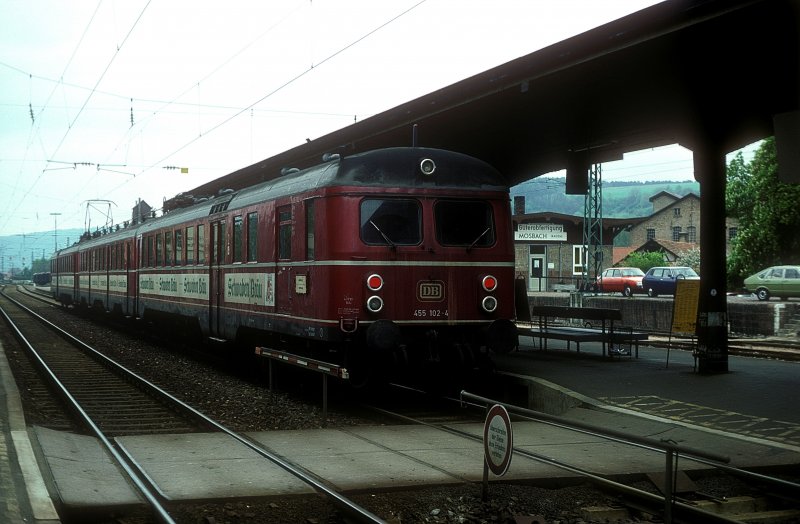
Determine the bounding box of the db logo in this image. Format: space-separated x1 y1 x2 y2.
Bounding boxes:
417 281 444 302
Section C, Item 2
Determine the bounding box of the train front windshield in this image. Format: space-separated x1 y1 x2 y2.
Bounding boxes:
435 200 495 247
360 198 496 248
360 199 422 245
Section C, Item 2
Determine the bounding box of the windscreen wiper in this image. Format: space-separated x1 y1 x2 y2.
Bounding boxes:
467 227 491 252
369 220 396 248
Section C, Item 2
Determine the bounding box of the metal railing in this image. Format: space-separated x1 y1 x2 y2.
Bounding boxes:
460 391 800 524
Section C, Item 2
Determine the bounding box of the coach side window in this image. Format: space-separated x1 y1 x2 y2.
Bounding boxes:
278 206 292 260
233 215 243 263
147 236 154 267
156 234 163 267
165 231 173 266
247 212 258 262
198 224 206 264
186 226 195 264
175 229 183 265
305 201 315 260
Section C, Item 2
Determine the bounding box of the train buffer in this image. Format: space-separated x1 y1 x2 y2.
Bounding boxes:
518 305 649 358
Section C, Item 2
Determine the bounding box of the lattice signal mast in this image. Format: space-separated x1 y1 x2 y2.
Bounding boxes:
582 164 603 288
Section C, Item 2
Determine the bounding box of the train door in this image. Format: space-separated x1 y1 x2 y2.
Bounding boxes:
125 241 132 316
275 205 293 314
209 220 226 337
134 235 142 316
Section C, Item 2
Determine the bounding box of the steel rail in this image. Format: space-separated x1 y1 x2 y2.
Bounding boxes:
0 292 177 524
2 288 386 524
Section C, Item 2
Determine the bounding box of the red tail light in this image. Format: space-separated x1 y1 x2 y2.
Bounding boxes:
367 273 383 291
482 275 498 292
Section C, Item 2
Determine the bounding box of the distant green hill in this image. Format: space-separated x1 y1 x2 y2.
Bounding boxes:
511 178 700 217
0 228 85 271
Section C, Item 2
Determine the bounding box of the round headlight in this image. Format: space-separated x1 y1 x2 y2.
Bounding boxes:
481 296 498 313
366 295 384 313
419 158 436 176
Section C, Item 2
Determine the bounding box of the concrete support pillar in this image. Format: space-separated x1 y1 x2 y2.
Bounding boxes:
693 143 729 373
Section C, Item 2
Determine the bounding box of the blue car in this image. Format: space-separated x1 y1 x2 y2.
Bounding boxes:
642 266 699 297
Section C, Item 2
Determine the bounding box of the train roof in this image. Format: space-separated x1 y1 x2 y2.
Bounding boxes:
54 148 507 257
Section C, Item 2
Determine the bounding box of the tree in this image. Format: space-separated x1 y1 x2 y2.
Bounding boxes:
726 138 800 286
621 251 665 272
678 246 701 274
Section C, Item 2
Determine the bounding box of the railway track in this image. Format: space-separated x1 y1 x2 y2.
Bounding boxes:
7 285 800 522
1 289 204 437
0 286 386 524
361 385 800 524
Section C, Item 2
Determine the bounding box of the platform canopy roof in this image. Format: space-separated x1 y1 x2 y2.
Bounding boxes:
165 0 799 211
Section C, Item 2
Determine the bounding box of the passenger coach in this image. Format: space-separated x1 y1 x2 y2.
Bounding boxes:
51 148 517 383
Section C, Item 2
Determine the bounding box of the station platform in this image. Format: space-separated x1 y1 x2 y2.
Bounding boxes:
2 338 800 523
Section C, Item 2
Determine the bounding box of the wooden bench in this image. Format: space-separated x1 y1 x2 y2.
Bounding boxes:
520 305 648 357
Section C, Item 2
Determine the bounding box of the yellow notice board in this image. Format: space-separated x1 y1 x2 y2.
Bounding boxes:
671 279 700 334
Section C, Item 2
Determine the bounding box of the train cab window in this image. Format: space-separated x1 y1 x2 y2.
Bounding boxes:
198 225 206 264
360 198 421 245
278 206 292 260
233 215 243 263
186 226 196 264
165 231 173 266
247 212 258 262
175 229 183 265
434 200 495 247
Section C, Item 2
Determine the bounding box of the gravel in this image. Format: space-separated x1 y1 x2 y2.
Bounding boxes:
3 297 783 523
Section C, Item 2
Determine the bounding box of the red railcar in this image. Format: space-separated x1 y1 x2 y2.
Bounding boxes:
51 148 517 382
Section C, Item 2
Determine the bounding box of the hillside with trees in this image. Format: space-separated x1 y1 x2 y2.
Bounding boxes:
510 179 699 217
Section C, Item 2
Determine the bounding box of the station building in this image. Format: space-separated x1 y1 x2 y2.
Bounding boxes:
512 191 739 293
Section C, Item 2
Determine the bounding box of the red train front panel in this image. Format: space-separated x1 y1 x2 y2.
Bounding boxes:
309 186 517 374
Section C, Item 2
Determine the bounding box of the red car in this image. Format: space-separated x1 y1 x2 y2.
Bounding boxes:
596 267 645 296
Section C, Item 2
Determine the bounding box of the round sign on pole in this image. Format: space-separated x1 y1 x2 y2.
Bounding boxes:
483 404 513 476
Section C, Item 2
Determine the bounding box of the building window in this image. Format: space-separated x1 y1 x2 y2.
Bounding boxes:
646 228 655 241
672 226 682 241
673 207 681 217
572 244 586 275
729 227 738 241
687 226 697 243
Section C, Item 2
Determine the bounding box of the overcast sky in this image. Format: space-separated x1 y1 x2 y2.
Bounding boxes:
2 0 756 241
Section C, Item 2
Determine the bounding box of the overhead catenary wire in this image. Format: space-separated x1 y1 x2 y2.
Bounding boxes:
0 1 149 236
1 1 430 240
